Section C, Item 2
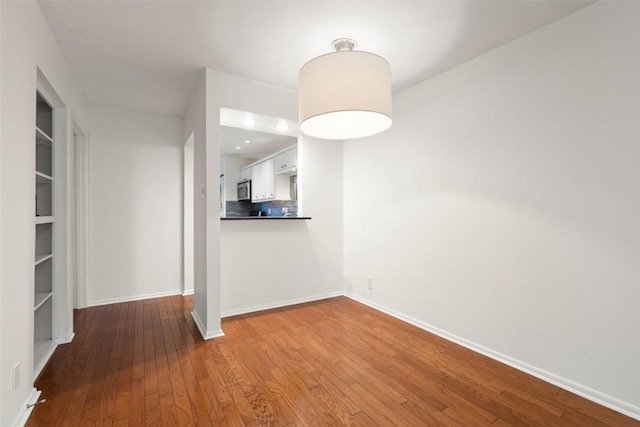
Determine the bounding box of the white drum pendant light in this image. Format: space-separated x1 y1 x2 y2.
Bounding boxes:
299 39 392 140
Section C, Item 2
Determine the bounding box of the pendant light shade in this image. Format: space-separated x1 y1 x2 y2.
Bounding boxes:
299 39 392 140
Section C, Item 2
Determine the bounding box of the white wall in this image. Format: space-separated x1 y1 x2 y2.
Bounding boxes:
0 2 86 425
221 137 343 315
344 1 640 417
205 70 298 337
86 106 183 305
183 71 211 336
0 2 4 422
182 69 344 335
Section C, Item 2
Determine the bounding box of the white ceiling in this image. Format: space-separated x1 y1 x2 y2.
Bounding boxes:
220 127 296 160
220 108 298 159
38 1 593 118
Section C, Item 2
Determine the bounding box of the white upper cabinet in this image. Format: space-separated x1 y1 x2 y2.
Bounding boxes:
251 157 290 202
275 146 297 175
251 158 274 202
239 167 252 182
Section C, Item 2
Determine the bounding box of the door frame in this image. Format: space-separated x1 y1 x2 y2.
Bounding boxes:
72 120 89 309
182 133 195 296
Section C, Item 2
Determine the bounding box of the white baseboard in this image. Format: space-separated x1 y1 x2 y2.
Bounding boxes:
87 289 183 307
12 388 41 427
191 309 225 340
221 291 344 318
57 330 75 345
182 289 194 296
344 292 640 421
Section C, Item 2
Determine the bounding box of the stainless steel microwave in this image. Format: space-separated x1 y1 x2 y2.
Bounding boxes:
237 180 251 201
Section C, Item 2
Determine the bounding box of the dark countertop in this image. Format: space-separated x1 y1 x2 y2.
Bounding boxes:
221 216 311 221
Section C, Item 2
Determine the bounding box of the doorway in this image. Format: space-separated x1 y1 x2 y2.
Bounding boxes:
73 123 89 309
183 132 195 295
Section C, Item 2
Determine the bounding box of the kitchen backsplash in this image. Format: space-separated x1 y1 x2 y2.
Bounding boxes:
259 200 298 216
225 200 254 217
290 174 298 202
225 200 298 217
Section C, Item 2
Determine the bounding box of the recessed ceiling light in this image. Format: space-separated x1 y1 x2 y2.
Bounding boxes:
244 140 251 144
243 117 256 126
276 123 290 131
235 146 241 150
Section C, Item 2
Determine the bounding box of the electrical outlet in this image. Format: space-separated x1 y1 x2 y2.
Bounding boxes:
11 363 19 392
367 278 373 290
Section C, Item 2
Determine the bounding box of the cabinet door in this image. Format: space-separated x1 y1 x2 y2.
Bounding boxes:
250 158 276 201
275 147 297 173
251 164 262 201
239 167 251 182
264 158 275 199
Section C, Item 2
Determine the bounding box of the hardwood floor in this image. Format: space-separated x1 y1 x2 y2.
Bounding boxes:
28 296 637 426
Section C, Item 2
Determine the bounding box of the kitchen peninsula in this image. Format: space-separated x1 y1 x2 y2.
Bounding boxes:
222 216 311 220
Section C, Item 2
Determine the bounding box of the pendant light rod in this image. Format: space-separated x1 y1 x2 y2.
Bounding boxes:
332 38 357 52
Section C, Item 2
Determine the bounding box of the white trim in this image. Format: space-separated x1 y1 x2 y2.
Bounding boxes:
11 388 41 427
191 310 225 340
221 291 343 318
51 105 67 362
72 121 89 309
86 289 184 307
35 126 53 143
57 330 75 345
35 216 54 225
182 136 195 297
344 292 640 421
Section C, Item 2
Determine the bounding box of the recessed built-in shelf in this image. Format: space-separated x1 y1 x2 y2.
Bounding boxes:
36 171 53 183
34 339 54 359
34 90 56 377
35 216 54 225
35 253 53 266
35 127 53 145
34 292 53 311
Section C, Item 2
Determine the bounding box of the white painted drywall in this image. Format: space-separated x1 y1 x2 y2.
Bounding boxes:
344 1 640 417
183 69 344 334
0 2 86 425
221 136 344 315
183 71 211 336
0 1 4 422
183 136 194 295
86 106 183 305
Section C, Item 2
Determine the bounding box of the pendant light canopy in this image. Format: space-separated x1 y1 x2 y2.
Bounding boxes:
299 39 392 140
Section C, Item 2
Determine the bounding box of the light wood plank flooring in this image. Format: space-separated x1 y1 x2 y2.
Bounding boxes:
27 295 638 426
